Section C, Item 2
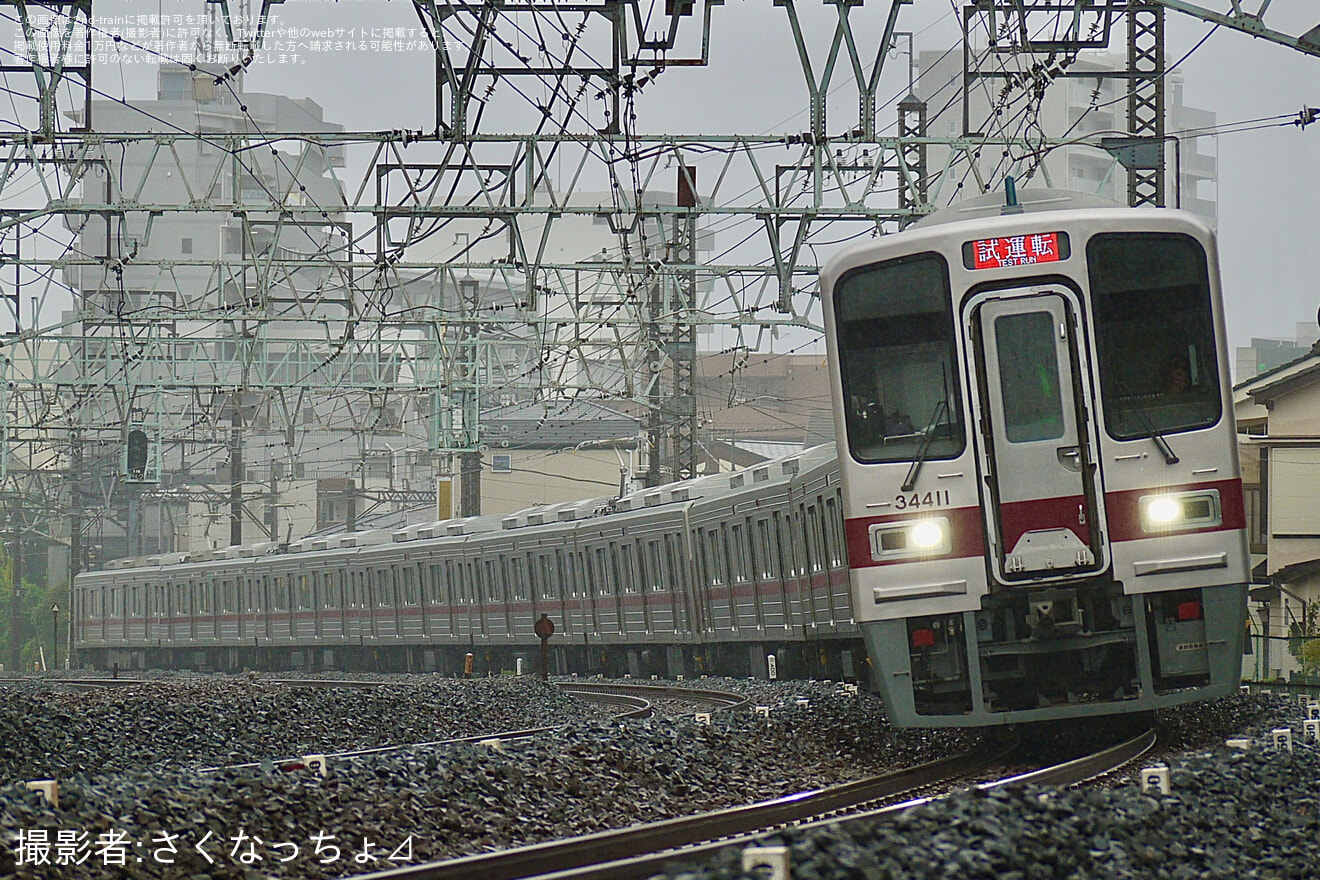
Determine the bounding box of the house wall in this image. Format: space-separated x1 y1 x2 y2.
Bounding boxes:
478 449 633 516
1264 381 1320 434
1268 446 1320 574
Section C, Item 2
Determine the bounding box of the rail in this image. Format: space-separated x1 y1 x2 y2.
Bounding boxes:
349 726 1156 880
555 680 750 713
346 735 1015 880
199 682 663 774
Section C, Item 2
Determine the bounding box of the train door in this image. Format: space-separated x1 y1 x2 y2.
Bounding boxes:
609 543 626 635
443 560 458 637
804 504 827 629
662 533 687 633
454 561 469 637
536 552 551 632
442 560 455 637
418 564 431 639
272 576 283 640
294 572 308 639
638 541 655 634
235 579 246 639
390 566 404 637
824 493 851 623
401 565 414 636
158 583 168 642
721 524 740 631
425 564 441 636
367 568 381 638
551 550 567 634
496 555 513 636
348 570 362 639
694 528 713 633
264 576 274 640
623 541 643 634
333 572 347 638
792 504 817 629
212 580 223 640
559 548 579 635
965 288 1106 581
310 573 323 639
771 511 793 630
266 575 277 639
583 548 600 634
188 581 197 641
476 560 488 636
143 583 153 643
169 582 181 643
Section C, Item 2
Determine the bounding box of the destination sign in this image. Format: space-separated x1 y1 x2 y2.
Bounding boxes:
967 232 1064 270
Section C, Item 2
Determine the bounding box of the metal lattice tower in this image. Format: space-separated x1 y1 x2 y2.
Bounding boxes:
0 0 1316 585
897 92 929 224
1126 1 1167 207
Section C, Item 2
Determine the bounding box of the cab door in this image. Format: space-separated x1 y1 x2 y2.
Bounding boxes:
966 288 1107 582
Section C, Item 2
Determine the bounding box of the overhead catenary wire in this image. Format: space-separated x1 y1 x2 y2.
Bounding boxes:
0 3 1268 556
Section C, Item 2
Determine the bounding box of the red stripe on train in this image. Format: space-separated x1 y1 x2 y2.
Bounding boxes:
996 495 1091 552
844 478 1244 570
844 506 985 569
1104 478 1245 543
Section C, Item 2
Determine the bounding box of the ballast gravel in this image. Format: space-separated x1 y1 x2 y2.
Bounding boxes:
0 675 968 878
662 691 1315 880
0 675 1290 879
0 674 611 779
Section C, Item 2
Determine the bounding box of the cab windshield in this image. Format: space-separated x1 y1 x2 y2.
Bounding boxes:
834 253 965 464
1087 233 1221 440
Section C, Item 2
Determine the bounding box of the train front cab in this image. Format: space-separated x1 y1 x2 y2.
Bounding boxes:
823 199 1249 727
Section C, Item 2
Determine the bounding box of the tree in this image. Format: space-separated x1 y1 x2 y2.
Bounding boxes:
1302 639 1320 682
0 550 62 671
1288 603 1320 682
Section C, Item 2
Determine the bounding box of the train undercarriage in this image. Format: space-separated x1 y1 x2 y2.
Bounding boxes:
76 637 871 685
865 581 1247 726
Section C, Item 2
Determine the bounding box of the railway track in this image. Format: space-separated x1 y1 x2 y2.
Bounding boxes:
1 675 749 777
188 680 743 774
18 675 745 707
345 726 1156 880
556 680 751 714
2 676 390 690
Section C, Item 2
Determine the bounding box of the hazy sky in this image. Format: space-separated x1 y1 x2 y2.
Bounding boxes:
34 0 1320 351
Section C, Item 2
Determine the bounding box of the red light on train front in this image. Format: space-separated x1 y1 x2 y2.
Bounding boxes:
1177 601 1203 622
911 628 936 649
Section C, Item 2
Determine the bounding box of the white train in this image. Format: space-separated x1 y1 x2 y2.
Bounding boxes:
73 444 867 683
821 190 1249 726
74 188 1250 729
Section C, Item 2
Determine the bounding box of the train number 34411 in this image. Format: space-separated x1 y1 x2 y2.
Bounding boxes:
893 490 951 510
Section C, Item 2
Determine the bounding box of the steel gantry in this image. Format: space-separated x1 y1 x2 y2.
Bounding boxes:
0 0 1316 593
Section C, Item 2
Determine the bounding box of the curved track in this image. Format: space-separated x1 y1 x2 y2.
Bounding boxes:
4 675 740 774
555 680 751 713
193 680 744 774
346 727 1156 880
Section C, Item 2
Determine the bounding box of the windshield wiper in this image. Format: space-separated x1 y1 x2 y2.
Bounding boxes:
1147 428 1179 465
1123 394 1179 465
901 398 950 492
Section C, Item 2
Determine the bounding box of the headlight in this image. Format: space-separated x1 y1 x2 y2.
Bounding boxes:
1139 490 1221 533
869 517 952 561
910 520 946 549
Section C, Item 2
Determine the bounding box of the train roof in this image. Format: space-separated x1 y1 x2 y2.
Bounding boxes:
84 443 840 574
912 187 1124 228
